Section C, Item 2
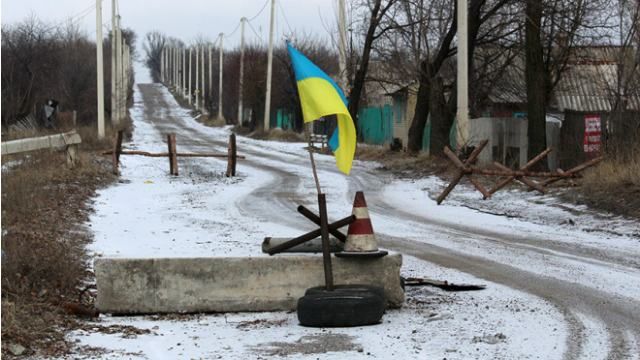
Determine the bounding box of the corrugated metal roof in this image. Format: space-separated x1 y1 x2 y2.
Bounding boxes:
487 47 640 112
554 63 640 112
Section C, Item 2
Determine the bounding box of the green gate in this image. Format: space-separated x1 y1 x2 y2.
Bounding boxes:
357 105 393 145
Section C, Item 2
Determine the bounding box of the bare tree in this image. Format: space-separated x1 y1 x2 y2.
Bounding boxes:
1 15 135 129
348 0 400 128
143 31 168 83
399 0 517 153
525 0 546 159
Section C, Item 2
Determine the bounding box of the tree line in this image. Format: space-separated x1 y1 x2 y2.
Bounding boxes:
1 15 136 131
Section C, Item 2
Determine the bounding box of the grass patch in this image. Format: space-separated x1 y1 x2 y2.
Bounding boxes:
572 146 640 219
1 129 120 357
355 144 449 177
246 128 305 142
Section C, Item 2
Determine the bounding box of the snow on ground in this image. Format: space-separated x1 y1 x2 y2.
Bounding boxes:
69 257 566 360
66 83 626 359
385 177 640 248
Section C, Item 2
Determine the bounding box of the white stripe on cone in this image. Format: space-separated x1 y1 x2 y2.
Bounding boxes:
345 199 379 252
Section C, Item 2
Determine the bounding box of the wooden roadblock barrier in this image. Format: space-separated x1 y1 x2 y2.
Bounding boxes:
106 131 244 176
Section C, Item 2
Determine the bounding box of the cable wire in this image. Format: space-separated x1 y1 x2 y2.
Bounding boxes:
277 0 294 34
42 3 96 33
248 0 270 22
224 21 241 39
247 20 266 44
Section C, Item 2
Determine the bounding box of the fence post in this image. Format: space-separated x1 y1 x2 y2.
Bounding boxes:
112 130 124 174
226 133 237 177
167 134 178 175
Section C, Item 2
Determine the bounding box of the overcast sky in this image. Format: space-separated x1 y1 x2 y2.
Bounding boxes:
2 0 338 52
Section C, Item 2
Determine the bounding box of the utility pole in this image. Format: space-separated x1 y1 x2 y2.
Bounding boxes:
238 17 246 125
161 48 164 82
171 47 174 86
123 44 129 101
111 0 117 126
118 17 125 121
176 47 180 89
176 47 182 92
115 15 122 123
456 0 470 149
218 33 224 120
163 48 167 83
196 46 200 110
96 0 105 138
171 47 174 88
201 45 205 112
188 47 193 105
208 45 212 108
337 0 348 93
182 48 187 99
263 0 276 130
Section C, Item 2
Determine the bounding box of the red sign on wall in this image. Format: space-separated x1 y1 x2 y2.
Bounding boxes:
583 115 601 153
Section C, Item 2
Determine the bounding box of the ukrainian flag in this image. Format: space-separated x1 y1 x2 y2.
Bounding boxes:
287 43 356 175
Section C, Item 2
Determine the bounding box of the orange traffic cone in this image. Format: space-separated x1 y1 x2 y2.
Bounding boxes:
337 191 388 258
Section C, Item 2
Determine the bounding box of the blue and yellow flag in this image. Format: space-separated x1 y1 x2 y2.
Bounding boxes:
287 43 356 175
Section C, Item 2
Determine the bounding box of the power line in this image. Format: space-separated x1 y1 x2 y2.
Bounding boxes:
248 0 270 22
277 0 294 34
224 21 241 39
41 3 97 33
247 19 266 44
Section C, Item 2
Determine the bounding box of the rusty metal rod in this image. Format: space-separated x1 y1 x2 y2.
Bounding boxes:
297 205 347 242
318 193 334 290
267 215 356 255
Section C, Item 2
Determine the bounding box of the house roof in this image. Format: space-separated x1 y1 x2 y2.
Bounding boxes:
489 46 640 112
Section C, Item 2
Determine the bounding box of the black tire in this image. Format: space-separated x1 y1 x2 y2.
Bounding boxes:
305 284 386 304
297 289 385 327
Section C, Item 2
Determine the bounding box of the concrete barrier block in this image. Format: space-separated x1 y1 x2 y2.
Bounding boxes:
95 254 403 314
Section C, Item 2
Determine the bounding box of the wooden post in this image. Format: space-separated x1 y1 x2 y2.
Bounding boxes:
226 133 237 177
318 193 334 291
112 130 123 174
167 133 178 175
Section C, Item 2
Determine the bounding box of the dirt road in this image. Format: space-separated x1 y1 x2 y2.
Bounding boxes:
139 83 640 360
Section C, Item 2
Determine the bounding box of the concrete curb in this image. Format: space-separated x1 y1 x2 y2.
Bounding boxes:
95 254 404 314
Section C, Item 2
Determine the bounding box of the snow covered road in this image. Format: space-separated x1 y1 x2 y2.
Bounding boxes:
68 83 640 359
